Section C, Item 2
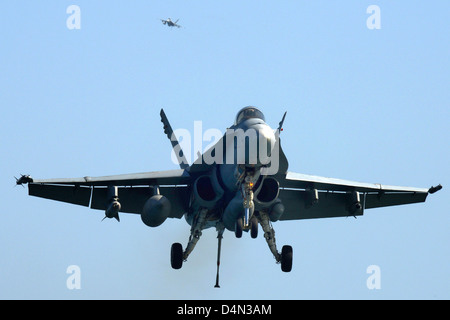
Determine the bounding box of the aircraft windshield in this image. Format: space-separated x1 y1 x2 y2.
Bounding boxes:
234 107 265 125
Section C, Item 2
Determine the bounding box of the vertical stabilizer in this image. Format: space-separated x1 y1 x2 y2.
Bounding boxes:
160 109 189 170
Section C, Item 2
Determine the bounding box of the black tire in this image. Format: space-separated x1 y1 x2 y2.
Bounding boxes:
235 218 243 238
171 243 183 269
250 217 258 239
281 245 293 272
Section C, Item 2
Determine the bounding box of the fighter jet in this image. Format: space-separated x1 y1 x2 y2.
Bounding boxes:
161 18 181 28
18 107 441 287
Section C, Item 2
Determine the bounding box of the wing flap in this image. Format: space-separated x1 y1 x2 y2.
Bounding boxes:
278 189 365 220
278 189 428 221
365 192 428 209
279 189 428 220
29 184 91 207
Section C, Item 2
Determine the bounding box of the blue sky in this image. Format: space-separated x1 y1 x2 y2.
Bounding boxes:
1 1 449 299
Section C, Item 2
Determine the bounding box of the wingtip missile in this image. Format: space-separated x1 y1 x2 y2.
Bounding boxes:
15 174 33 186
428 184 442 194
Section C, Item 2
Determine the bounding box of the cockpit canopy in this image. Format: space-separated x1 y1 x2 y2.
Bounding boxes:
234 106 265 125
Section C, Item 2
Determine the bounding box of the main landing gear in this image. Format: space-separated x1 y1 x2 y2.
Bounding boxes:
236 211 293 273
171 215 293 274
170 213 226 288
170 203 293 288
170 209 208 270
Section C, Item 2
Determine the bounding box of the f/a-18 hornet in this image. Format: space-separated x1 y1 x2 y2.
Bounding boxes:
161 18 181 28
17 107 441 287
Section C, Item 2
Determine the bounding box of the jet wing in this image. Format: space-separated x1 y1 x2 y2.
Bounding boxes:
278 172 434 221
30 169 190 186
27 170 191 219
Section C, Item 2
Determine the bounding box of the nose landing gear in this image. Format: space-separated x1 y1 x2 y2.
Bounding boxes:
234 216 259 239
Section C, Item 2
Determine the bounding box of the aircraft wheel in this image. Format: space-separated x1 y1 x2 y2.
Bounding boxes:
281 245 293 272
250 217 258 239
235 218 243 238
171 242 183 269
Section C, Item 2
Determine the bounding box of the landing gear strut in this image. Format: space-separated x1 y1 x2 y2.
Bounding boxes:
214 224 225 288
242 178 255 229
258 211 293 272
170 209 208 270
234 174 258 239
170 209 228 288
